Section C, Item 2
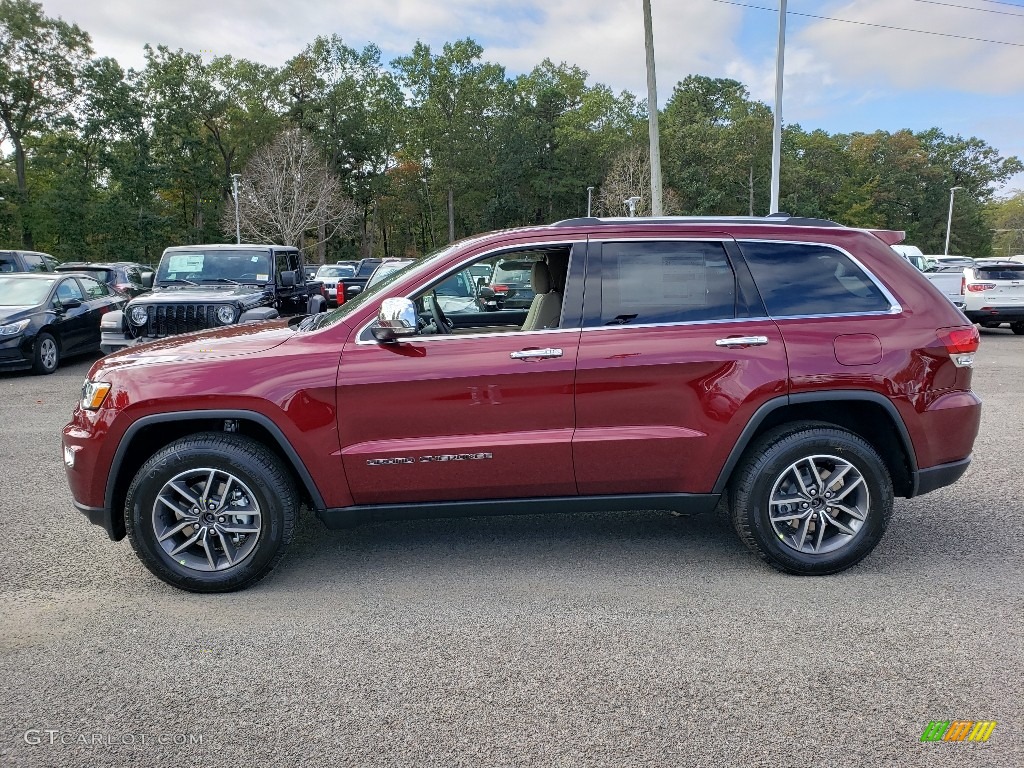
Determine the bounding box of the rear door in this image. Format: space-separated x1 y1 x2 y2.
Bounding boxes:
53 278 92 352
572 236 789 495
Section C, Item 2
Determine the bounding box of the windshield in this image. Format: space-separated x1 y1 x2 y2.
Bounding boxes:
319 265 355 278
305 248 454 331
156 249 272 284
0 276 56 306
492 260 533 285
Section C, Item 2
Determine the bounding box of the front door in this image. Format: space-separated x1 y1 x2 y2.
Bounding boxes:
336 243 585 506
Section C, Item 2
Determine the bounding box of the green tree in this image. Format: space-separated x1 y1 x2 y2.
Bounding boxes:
0 0 92 248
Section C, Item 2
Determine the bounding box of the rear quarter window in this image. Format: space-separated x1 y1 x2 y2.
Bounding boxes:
740 242 891 317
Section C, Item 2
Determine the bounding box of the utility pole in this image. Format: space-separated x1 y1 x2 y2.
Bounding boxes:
769 0 787 214
945 186 963 255
231 173 242 244
642 0 663 216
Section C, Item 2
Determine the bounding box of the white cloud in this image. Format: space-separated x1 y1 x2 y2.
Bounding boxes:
795 0 1024 92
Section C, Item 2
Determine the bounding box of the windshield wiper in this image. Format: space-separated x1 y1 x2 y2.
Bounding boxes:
159 278 197 286
203 277 240 285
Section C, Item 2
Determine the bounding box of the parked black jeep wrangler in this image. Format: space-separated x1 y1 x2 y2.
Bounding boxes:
100 244 325 353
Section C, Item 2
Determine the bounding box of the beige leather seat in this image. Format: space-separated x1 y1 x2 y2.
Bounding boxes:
521 261 562 331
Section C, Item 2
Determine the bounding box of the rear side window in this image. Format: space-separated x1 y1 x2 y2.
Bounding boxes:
21 253 46 272
975 265 1024 280
593 241 736 326
78 276 111 298
741 242 891 317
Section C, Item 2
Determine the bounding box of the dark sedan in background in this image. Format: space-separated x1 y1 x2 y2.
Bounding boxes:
0 273 126 374
55 262 153 298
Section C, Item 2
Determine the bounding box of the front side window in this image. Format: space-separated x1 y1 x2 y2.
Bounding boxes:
591 241 736 327
56 279 85 303
741 241 891 317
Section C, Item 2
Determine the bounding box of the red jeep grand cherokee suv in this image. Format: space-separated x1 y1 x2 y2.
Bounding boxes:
63 216 982 592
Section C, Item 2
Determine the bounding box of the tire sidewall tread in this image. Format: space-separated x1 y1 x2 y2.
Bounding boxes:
124 432 297 593
731 421 894 575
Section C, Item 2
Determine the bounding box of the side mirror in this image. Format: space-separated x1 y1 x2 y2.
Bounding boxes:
476 277 487 287
306 294 327 314
141 273 154 289
478 285 496 300
371 297 418 342
280 270 297 287
61 298 82 310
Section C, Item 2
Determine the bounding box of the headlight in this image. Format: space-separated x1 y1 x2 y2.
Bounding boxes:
0 319 30 337
81 379 111 410
216 306 237 324
128 306 149 325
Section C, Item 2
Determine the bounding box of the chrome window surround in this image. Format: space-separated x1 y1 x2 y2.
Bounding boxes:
354 236 903 345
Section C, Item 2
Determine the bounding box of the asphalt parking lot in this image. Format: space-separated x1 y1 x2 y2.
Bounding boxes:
0 332 1020 768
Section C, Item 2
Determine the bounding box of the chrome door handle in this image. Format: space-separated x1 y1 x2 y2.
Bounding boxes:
715 336 769 347
510 347 563 360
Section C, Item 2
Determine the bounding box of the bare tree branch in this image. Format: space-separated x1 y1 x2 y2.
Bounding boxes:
596 146 651 217
224 127 360 249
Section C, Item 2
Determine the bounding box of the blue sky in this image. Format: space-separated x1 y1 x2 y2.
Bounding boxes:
42 0 1024 193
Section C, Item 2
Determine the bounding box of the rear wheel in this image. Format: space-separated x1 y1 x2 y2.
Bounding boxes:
731 422 893 575
1011 322 1024 335
125 433 297 592
32 332 59 374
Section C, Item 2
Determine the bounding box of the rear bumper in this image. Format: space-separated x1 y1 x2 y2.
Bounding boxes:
912 456 972 497
964 307 1024 322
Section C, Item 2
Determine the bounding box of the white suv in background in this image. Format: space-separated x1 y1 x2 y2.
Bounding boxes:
963 259 1024 333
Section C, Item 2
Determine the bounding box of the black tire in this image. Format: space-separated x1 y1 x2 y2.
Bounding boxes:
31 331 60 374
1011 322 1024 336
730 421 893 575
124 432 297 592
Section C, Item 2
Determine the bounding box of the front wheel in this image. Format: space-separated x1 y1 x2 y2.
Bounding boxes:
32 332 60 374
1011 322 1024 336
730 423 893 575
124 433 297 592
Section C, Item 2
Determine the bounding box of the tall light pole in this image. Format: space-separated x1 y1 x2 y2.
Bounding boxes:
945 185 963 255
625 196 641 217
586 186 594 217
230 173 242 244
642 0 663 216
769 0 787 214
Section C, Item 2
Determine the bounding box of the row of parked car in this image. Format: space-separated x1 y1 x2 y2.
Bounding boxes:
894 246 1024 333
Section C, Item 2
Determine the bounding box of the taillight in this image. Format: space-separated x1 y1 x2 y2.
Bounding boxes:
967 282 996 292
491 283 509 294
938 326 980 368
960 276 965 296
336 281 345 305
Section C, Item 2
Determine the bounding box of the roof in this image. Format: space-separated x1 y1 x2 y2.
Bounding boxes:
550 214 845 228
163 244 296 251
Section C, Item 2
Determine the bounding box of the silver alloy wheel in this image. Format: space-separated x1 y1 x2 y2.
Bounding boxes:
768 454 869 554
39 337 58 370
151 467 262 572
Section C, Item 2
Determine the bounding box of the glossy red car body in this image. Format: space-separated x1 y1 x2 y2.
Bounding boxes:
64 217 981 544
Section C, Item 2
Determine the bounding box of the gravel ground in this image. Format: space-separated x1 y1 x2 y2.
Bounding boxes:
0 332 1020 767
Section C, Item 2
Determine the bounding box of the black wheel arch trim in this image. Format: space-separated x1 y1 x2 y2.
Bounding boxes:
105 409 326 518
711 391 919 497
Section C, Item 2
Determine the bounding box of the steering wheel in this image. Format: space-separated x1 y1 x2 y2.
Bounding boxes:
427 292 453 334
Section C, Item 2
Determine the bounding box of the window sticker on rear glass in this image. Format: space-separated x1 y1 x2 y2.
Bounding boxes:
166 254 205 273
